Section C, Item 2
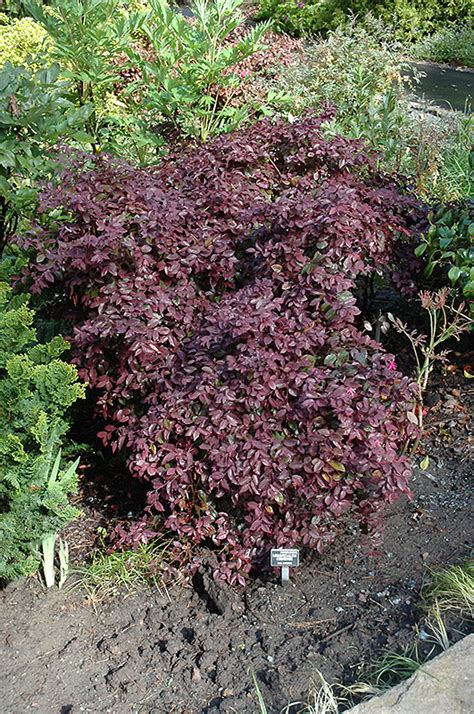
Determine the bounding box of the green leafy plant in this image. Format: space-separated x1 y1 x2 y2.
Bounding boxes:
277 18 409 165
251 667 269 714
275 20 473 202
125 0 272 144
58 536 69 587
354 646 428 693
0 1 30 17
41 530 56 587
421 601 450 651
253 0 373 38
339 644 432 706
409 112 474 202
281 17 404 108
0 281 85 581
26 0 143 152
0 60 92 246
41 450 78 587
415 199 474 315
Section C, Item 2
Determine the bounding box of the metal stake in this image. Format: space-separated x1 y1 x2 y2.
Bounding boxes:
281 565 290 585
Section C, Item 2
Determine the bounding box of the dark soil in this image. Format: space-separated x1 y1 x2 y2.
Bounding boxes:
1 360 473 714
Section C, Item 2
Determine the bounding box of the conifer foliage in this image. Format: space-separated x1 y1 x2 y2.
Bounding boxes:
23 112 424 583
0 283 84 579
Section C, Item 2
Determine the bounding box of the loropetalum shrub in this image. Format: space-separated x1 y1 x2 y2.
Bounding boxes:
22 112 424 584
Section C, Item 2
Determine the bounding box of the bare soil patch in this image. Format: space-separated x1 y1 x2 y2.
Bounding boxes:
1 360 472 714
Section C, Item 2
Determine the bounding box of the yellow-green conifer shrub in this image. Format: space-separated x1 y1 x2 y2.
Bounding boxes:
0 282 85 580
0 13 49 66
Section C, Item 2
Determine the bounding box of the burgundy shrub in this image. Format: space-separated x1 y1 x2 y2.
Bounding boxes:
21 111 424 583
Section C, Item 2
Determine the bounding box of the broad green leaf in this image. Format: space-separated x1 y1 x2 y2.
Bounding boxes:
448 266 462 283
414 243 427 256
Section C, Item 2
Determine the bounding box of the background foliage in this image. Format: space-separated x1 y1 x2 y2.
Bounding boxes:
124 0 273 146
0 12 48 66
20 0 282 161
413 24 474 67
274 21 474 203
0 61 92 246
253 0 474 42
25 0 144 153
416 198 474 317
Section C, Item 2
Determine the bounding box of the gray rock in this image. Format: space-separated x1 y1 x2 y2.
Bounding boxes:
348 634 474 714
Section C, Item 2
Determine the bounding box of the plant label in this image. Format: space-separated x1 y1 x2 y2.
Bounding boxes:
270 548 299 585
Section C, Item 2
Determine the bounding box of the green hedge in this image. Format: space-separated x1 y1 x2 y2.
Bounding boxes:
414 24 474 66
253 0 474 42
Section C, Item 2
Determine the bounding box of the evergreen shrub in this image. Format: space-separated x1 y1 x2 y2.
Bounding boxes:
22 112 424 583
0 282 84 580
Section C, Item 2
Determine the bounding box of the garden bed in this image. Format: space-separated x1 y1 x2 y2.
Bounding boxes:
1 2 473 711
1 365 472 713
